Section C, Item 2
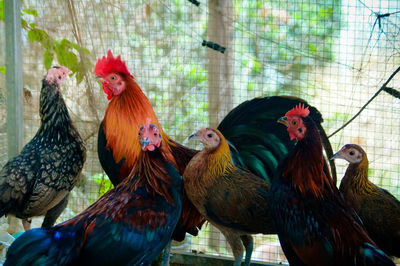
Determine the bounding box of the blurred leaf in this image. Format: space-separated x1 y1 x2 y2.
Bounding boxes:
43 49 54 69
59 38 72 47
247 81 255 91
76 71 84 84
318 7 333 20
0 0 4 21
91 173 113 198
253 60 260 73
57 51 78 71
27 30 35 42
27 28 48 43
308 43 316 55
19 7 89 85
0 66 6 74
22 9 38 17
21 18 28 28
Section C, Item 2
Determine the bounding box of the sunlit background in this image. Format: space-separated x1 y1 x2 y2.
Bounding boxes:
0 0 399 264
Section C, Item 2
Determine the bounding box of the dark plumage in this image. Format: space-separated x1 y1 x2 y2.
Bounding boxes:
184 128 275 266
218 95 337 184
5 122 183 266
95 51 336 245
333 144 400 258
269 104 394 265
0 66 86 231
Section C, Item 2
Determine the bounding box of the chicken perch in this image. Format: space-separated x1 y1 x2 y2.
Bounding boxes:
332 144 400 258
269 104 394 265
5 121 182 266
0 66 86 231
184 128 276 266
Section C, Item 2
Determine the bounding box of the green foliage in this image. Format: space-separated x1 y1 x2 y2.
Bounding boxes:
325 112 350 132
22 8 38 17
90 173 113 200
22 13 90 83
43 49 54 69
233 0 342 97
0 1 90 84
0 0 3 21
0 66 5 74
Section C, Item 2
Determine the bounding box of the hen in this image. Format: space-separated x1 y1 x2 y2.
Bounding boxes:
269 104 394 265
0 66 86 231
4 121 182 266
184 128 275 266
332 144 400 258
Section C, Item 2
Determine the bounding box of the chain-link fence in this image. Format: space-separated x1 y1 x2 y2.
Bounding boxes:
1 0 400 264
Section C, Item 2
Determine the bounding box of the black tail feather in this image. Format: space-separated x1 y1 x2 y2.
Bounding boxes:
218 96 336 183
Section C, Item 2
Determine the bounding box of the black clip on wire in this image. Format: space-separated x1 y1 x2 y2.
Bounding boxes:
187 0 200 6
202 40 226 54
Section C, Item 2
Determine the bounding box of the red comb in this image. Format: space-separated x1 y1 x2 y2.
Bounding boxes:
285 103 310 117
94 50 133 78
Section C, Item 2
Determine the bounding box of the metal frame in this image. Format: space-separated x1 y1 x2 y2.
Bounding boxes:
5 0 24 158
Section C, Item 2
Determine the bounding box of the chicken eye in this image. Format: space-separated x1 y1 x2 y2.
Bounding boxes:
154 132 158 136
349 151 355 156
292 120 297 125
207 133 213 138
110 76 116 80
58 75 62 79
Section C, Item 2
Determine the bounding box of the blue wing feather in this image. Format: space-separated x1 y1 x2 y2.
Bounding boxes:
5 156 183 266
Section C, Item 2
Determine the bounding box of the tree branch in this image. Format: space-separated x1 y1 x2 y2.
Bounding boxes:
328 66 400 138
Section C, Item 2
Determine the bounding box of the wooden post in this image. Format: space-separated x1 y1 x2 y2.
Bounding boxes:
5 0 24 158
207 0 234 254
207 0 234 128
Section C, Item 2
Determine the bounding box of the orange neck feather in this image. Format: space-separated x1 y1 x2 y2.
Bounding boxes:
103 78 173 174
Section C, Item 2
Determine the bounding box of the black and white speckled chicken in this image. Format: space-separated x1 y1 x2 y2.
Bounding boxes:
0 66 86 231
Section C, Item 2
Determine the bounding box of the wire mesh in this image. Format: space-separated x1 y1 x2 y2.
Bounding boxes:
0 0 400 264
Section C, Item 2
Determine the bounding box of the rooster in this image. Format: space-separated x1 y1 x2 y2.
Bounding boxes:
4 121 182 266
95 50 336 243
96 50 202 241
184 128 275 266
269 104 395 265
0 66 86 231
332 144 400 258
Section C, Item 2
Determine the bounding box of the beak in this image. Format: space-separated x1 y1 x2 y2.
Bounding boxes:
188 131 200 141
141 137 150 150
96 76 105 83
330 151 341 160
277 116 288 126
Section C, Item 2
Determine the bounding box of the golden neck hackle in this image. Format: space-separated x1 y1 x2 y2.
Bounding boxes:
207 131 236 178
183 130 235 208
103 78 173 169
345 154 375 194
